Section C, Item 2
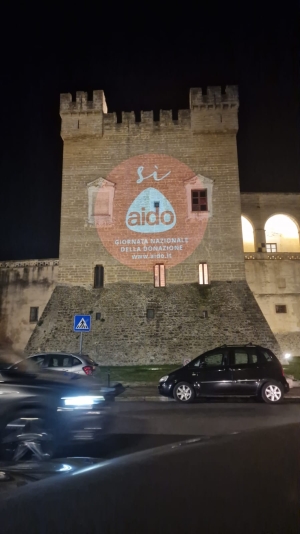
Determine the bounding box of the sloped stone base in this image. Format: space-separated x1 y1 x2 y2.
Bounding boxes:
275 332 300 358
26 282 281 365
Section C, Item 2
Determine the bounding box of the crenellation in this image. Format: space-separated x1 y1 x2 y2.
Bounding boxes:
177 109 191 126
122 111 135 125
60 86 239 138
60 90 107 115
103 112 117 128
206 86 222 104
141 110 153 124
160 110 172 125
190 85 238 109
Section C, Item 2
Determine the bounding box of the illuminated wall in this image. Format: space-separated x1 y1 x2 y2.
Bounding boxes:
58 87 245 286
241 216 255 252
93 155 210 271
265 214 300 252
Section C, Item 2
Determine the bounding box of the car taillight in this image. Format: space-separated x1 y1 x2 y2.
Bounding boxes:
83 366 93 375
280 366 285 376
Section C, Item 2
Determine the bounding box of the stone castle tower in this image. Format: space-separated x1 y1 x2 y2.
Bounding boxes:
26 86 279 363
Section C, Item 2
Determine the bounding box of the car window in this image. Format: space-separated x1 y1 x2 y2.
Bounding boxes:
30 355 46 366
48 355 62 368
84 356 96 365
234 350 248 365
202 352 224 367
62 357 73 368
9 358 40 374
48 355 75 368
248 349 258 364
260 349 274 362
72 357 81 366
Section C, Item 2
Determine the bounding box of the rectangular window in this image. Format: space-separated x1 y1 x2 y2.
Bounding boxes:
29 307 39 323
199 263 209 285
93 191 110 216
154 264 166 287
191 190 207 212
94 265 104 288
266 243 277 253
275 305 287 313
146 309 155 319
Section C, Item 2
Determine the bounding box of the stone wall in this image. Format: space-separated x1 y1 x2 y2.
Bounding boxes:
26 281 281 364
245 253 300 356
0 260 58 352
58 86 245 287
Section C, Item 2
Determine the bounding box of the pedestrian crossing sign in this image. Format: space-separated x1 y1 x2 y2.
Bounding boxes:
73 315 91 332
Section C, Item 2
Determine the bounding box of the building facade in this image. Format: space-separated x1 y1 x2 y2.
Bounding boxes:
0 87 299 363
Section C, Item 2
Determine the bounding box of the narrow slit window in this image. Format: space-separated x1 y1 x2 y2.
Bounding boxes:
94 265 104 288
191 189 208 212
199 263 209 285
146 309 155 319
266 243 277 253
154 264 166 287
29 307 39 323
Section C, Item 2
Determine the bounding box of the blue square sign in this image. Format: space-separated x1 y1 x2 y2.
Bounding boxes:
73 315 91 332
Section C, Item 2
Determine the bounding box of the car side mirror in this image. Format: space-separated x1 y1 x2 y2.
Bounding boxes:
199 362 207 368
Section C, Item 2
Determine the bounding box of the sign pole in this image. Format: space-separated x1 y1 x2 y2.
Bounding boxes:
73 315 91 355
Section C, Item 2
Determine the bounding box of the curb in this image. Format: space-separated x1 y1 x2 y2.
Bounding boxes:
115 395 300 402
115 396 172 402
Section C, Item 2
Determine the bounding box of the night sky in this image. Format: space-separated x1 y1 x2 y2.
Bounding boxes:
0 2 299 261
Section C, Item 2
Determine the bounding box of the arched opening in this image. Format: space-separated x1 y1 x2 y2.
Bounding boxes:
265 214 300 252
241 216 255 252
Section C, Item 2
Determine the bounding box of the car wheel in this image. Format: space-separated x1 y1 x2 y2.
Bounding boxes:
173 382 195 403
0 411 56 462
261 382 283 404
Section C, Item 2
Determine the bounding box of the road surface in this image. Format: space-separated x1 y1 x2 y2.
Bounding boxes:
68 397 300 458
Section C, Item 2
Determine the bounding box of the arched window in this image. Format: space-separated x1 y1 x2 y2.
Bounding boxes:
265 215 300 252
241 216 255 252
94 265 104 288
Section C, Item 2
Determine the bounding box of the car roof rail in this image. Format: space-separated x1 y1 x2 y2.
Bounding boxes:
220 343 258 348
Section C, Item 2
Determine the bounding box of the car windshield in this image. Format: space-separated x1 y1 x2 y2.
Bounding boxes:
84 355 96 365
0 354 40 374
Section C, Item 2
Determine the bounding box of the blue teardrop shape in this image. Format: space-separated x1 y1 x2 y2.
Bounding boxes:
126 187 176 233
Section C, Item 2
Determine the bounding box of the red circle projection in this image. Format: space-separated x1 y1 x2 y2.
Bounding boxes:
96 154 208 271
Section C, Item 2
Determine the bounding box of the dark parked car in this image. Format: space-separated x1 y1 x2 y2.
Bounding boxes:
0 356 111 462
158 344 289 403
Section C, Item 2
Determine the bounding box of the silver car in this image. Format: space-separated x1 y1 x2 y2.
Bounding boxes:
27 352 99 376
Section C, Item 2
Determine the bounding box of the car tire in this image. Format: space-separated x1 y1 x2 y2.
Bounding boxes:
0 410 57 462
173 382 195 403
260 381 284 404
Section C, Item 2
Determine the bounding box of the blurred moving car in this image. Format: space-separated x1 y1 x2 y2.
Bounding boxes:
158 344 289 403
0 356 110 462
0 457 100 496
0 425 299 533
27 352 98 376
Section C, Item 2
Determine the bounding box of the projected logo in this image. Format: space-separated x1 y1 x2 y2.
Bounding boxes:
95 154 209 271
126 187 176 233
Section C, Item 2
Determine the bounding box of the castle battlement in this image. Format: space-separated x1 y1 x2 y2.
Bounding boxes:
60 86 239 139
60 90 108 114
190 85 238 107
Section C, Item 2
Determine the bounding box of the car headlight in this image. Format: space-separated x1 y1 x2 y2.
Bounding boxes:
159 375 169 383
62 395 104 407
